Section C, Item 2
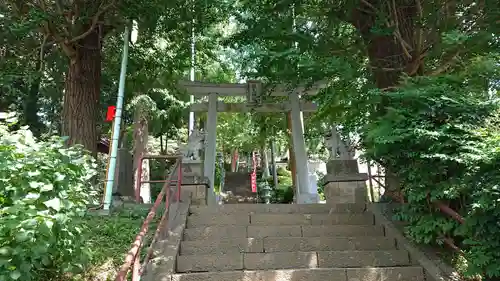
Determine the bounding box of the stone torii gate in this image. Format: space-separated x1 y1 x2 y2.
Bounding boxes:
179 80 325 205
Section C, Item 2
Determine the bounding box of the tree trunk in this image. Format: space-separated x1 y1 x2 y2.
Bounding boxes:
261 145 270 179
351 1 420 194
159 135 167 181
270 140 279 188
231 148 239 172
352 1 418 88
24 61 42 137
132 106 151 203
61 27 101 155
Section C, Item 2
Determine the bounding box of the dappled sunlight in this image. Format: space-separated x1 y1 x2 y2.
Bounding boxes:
241 269 306 281
246 237 258 250
83 258 117 281
354 267 380 281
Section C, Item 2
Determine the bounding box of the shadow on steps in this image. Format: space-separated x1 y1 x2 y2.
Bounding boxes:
222 172 257 204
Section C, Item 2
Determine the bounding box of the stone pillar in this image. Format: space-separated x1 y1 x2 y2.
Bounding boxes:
323 159 368 204
112 148 134 196
203 92 217 206
289 91 316 203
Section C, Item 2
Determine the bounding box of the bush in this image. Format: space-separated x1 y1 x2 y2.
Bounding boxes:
362 64 500 278
276 167 291 177
273 185 294 203
0 121 98 281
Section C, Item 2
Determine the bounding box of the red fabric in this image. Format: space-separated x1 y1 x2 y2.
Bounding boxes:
251 151 257 192
106 106 116 121
251 172 257 193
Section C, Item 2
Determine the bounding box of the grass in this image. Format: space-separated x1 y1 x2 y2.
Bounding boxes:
71 206 161 281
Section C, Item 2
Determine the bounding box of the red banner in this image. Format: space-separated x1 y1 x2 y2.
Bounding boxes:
106 106 116 122
251 172 257 193
251 151 257 193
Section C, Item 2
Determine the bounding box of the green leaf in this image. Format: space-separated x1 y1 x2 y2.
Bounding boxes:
14 231 29 243
41 183 54 192
9 271 21 280
43 198 61 211
0 247 10 256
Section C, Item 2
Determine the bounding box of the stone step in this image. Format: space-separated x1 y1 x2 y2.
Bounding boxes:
189 203 366 215
221 194 257 204
180 237 397 255
171 266 425 281
183 225 385 241
176 250 411 272
186 213 374 227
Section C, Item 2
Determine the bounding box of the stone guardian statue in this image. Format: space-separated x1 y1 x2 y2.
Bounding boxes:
181 129 205 160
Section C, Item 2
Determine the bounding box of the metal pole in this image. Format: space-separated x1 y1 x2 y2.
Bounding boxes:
102 119 115 203
103 26 130 211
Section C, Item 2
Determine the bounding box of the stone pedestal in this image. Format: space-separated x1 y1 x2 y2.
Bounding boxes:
297 192 320 204
112 149 134 196
182 159 204 184
324 159 368 204
296 160 325 204
181 184 208 205
181 159 208 205
326 159 359 175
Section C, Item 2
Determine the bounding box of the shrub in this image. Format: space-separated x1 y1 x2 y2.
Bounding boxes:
276 166 291 177
0 120 98 281
274 185 294 203
362 62 500 278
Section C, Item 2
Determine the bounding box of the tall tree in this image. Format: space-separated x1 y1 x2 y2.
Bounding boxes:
3 0 232 154
228 0 499 186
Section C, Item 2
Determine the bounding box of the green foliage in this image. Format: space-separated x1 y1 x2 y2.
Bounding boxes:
75 207 158 281
273 185 294 204
0 121 98 281
276 166 291 177
362 60 500 277
274 167 292 187
257 167 294 203
229 0 500 276
214 160 223 193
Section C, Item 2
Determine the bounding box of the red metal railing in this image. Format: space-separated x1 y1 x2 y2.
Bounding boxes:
115 155 182 281
135 155 179 203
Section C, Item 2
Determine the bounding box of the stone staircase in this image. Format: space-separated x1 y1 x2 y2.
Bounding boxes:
222 172 257 204
170 203 425 281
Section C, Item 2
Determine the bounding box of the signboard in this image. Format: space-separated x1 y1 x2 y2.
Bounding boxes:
106 106 116 122
246 80 263 105
251 151 257 193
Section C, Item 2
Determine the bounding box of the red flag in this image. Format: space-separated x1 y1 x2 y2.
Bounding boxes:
251 172 257 193
106 106 116 122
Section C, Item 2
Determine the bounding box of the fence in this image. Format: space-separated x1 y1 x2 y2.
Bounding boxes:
115 155 182 281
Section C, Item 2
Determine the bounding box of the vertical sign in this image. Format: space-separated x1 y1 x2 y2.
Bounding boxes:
251 151 257 193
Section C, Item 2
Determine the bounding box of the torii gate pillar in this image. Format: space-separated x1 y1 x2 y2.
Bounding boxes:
203 92 218 206
289 91 318 203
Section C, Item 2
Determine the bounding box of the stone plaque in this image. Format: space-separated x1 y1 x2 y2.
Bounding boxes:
326 159 359 176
